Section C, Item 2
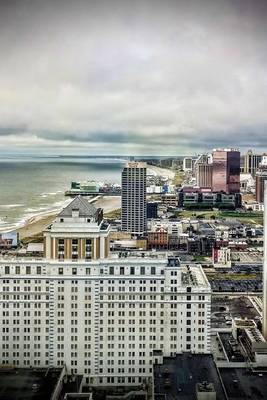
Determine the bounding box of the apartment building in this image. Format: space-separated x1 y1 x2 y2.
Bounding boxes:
121 162 147 235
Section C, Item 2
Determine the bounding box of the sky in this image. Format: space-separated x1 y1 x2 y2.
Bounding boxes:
0 0 267 156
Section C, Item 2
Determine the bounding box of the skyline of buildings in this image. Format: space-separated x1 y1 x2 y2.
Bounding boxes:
1 148 267 398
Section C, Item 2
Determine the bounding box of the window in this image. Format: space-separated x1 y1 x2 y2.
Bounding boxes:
5 266 10 274
120 267 124 275
15 266 20 274
37 266 41 275
140 267 145 275
60 218 64 223
72 268 77 275
151 267 156 275
130 267 135 275
26 266 31 275
59 268 63 275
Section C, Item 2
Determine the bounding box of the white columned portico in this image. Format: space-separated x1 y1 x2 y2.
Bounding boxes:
100 236 105 259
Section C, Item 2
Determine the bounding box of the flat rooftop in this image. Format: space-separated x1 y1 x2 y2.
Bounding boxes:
211 279 262 293
219 333 245 362
0 368 62 400
153 353 226 400
219 368 267 400
211 296 260 329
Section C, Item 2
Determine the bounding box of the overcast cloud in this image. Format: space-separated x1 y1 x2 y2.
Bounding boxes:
0 0 267 155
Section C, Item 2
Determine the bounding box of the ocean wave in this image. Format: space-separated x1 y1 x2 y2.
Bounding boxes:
40 191 62 197
21 199 70 221
0 219 25 232
24 207 48 213
0 204 25 209
0 198 71 233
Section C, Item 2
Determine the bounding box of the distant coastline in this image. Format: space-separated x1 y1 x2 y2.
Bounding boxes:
8 163 174 239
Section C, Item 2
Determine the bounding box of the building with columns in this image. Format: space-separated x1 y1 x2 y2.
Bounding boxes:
44 196 110 261
243 149 262 176
0 196 211 388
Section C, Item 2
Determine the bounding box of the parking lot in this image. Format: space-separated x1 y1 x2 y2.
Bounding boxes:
211 279 262 292
231 251 263 263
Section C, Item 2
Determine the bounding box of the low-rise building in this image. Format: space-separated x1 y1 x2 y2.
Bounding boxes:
178 190 242 209
0 232 18 250
212 246 231 268
147 228 168 250
161 194 178 208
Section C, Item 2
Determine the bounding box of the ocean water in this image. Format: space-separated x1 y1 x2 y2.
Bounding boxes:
0 156 124 231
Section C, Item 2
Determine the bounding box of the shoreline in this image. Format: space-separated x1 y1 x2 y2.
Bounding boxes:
16 195 122 240
147 165 175 181
4 164 173 240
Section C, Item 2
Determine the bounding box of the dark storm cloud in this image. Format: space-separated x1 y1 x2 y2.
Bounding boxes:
0 0 267 154
0 125 27 136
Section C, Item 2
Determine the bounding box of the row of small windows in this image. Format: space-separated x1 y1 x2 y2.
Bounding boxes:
3 265 165 276
4 266 42 275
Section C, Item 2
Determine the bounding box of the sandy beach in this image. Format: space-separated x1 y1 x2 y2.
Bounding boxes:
147 165 175 181
15 164 173 240
17 195 121 240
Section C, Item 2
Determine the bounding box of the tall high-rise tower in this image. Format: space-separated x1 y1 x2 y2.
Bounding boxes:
212 149 240 194
244 149 262 176
196 163 213 188
121 161 147 235
256 156 267 203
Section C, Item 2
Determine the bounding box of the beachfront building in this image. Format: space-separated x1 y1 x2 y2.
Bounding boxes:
0 197 211 388
121 161 147 236
43 196 110 260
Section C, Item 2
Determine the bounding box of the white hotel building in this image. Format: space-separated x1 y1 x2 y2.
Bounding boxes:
0 196 211 387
